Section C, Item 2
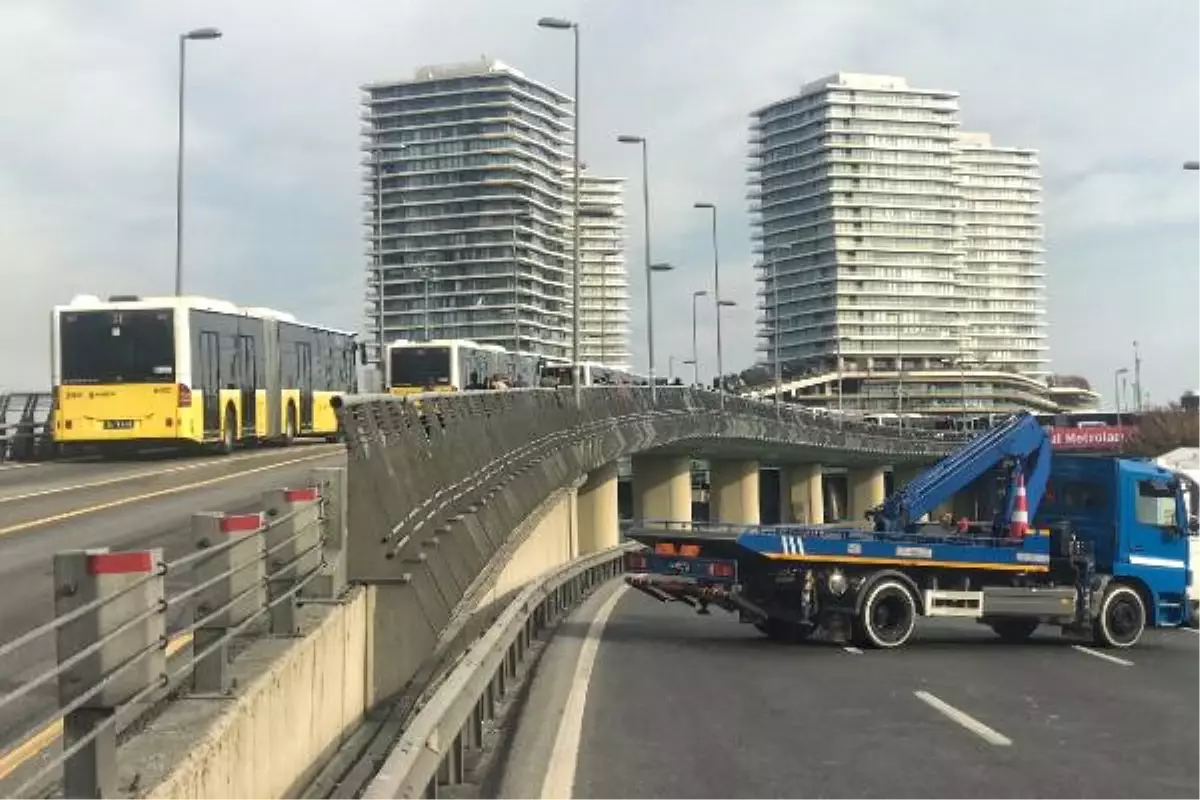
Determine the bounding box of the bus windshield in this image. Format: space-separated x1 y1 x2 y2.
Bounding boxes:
391 346 452 387
59 309 175 384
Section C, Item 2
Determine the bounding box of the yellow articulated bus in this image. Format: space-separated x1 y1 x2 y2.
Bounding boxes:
385 339 545 395
51 294 359 455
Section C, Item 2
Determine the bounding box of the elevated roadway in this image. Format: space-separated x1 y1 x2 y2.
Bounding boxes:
502 584 1199 799
0 444 344 787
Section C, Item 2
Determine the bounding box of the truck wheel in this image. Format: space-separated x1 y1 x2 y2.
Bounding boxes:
755 619 813 643
855 579 917 649
988 618 1040 642
1093 583 1145 648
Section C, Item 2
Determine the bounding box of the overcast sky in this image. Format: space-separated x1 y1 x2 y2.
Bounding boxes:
2 0 1196 406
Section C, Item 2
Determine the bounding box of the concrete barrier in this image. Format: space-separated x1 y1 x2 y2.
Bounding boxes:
122 591 370 799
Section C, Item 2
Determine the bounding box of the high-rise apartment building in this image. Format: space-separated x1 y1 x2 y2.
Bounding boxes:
748 72 1052 416
574 172 631 369
360 58 576 365
954 132 1047 375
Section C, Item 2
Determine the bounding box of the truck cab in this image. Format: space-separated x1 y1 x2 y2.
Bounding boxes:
1035 456 1192 628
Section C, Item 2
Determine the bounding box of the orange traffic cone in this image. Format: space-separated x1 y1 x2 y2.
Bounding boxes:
1009 472 1029 538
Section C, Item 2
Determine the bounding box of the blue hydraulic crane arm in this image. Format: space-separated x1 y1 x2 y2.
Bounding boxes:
872 412 1052 532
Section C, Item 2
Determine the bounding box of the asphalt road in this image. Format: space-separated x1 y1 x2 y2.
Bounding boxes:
0 443 345 788
504 583 1200 799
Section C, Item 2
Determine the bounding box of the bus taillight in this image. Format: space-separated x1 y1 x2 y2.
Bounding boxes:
177 384 193 408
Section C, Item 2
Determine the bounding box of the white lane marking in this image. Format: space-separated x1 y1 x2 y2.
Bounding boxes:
1072 645 1134 666
1180 627 1199 635
0 462 48 472
0 445 339 505
843 646 863 654
540 583 628 800
913 690 1012 746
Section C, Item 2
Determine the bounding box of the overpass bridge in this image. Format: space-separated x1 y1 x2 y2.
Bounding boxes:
2 387 1189 798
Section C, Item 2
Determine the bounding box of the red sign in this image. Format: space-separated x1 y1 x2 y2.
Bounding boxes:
1045 426 1132 450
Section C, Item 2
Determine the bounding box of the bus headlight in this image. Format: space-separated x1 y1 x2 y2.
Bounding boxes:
827 569 848 597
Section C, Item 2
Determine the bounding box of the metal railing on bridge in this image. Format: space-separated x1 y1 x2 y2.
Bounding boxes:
0 392 54 462
0 467 348 798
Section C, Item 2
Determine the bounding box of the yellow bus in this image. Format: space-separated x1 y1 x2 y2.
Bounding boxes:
51 294 359 454
385 339 544 395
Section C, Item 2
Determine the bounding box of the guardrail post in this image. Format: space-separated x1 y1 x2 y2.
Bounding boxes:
191 512 265 694
54 548 164 799
310 467 348 599
262 486 322 635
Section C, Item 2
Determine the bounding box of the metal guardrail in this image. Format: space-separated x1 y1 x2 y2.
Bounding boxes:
0 392 54 462
0 466 348 798
361 542 638 799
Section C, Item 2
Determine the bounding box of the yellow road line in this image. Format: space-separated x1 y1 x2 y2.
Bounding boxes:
0 445 339 506
0 450 339 538
0 631 193 781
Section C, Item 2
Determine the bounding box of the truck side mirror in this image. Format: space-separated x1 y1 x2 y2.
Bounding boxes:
1189 515 1198 534
358 342 368 365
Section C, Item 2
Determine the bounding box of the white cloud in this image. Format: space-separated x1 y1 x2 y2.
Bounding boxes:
0 0 1196 403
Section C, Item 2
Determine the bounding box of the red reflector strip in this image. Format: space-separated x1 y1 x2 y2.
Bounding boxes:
654 542 677 556
220 513 263 533
708 562 735 578
679 544 701 558
87 551 154 575
283 487 319 502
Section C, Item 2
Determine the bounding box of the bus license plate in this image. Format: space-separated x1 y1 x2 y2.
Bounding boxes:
103 420 135 430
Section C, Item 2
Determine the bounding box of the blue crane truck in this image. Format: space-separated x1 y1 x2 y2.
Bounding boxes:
623 412 1194 649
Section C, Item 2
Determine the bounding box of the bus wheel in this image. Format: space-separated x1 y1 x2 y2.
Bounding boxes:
218 407 237 455
988 618 1040 642
1093 583 1145 648
855 579 917 649
283 405 297 445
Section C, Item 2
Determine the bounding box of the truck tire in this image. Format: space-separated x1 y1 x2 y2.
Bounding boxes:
988 618 1039 642
1092 583 1145 648
855 579 917 649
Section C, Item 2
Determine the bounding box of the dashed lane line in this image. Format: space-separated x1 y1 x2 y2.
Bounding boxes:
843 646 863 654
0 445 340 506
1071 645 1134 667
914 690 1013 746
0 449 339 538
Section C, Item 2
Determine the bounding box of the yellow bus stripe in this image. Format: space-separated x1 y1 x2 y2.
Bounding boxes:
765 552 1049 572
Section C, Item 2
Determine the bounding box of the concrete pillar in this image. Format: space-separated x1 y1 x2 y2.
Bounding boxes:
780 463 824 525
578 462 619 553
631 454 692 525
709 460 760 524
848 466 887 526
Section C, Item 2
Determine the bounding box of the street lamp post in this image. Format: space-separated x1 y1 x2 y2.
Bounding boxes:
1114 367 1129 429
765 244 793 412
694 202 724 408
617 134 658 400
1133 340 1142 412
369 143 407 375
647 262 674 398
538 16 581 403
175 27 222 297
690 290 707 387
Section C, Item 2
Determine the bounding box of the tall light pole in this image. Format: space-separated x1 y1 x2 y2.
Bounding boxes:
694 202 724 408
690 289 707 387
1114 367 1129 429
538 16 581 403
764 244 793 411
617 134 657 399
368 142 407 375
1133 340 1142 412
718 299 737 394
174 27 222 297
647 262 674 399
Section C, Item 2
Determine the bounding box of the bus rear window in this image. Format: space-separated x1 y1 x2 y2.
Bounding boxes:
391 347 451 387
60 310 175 384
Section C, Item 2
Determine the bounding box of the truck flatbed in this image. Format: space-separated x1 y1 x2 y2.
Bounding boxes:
628 523 1053 574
